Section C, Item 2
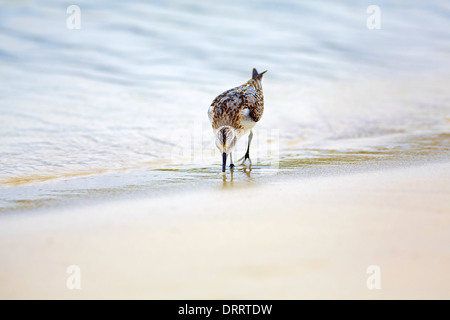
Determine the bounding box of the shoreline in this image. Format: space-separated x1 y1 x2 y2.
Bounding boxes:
2 132 449 214
0 161 449 299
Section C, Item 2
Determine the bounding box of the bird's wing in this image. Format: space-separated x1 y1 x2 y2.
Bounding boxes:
210 86 239 107
242 86 264 123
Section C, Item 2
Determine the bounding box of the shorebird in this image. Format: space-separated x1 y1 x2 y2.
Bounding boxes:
208 68 267 173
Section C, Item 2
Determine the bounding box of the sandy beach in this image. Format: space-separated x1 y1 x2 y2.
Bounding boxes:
2 0 450 302
1 161 449 299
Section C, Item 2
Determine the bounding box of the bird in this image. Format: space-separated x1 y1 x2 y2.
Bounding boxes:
208 68 267 173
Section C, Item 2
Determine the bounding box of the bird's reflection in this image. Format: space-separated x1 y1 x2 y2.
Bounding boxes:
221 166 253 188
243 166 252 179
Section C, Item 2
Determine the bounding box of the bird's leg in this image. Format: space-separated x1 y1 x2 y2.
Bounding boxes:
222 152 227 173
238 130 253 166
229 152 235 169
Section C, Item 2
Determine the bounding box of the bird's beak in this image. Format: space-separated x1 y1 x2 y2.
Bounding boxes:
222 152 227 173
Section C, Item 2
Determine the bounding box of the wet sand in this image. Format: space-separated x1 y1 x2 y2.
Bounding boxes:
0 161 449 299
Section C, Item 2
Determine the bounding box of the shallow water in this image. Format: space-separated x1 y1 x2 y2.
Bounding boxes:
1 0 450 212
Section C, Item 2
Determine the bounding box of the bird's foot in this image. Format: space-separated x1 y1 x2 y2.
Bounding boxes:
238 153 252 166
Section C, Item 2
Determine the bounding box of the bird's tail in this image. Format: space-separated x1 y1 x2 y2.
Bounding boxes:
252 68 267 80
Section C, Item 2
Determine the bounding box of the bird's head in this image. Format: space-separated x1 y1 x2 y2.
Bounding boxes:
215 126 237 172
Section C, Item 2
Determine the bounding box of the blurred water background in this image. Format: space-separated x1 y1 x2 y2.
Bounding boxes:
1 0 449 211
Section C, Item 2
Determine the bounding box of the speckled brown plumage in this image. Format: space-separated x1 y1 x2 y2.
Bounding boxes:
209 68 267 172
208 68 266 135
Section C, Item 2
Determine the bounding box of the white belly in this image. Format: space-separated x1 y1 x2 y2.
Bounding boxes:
241 118 256 132
240 108 256 136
